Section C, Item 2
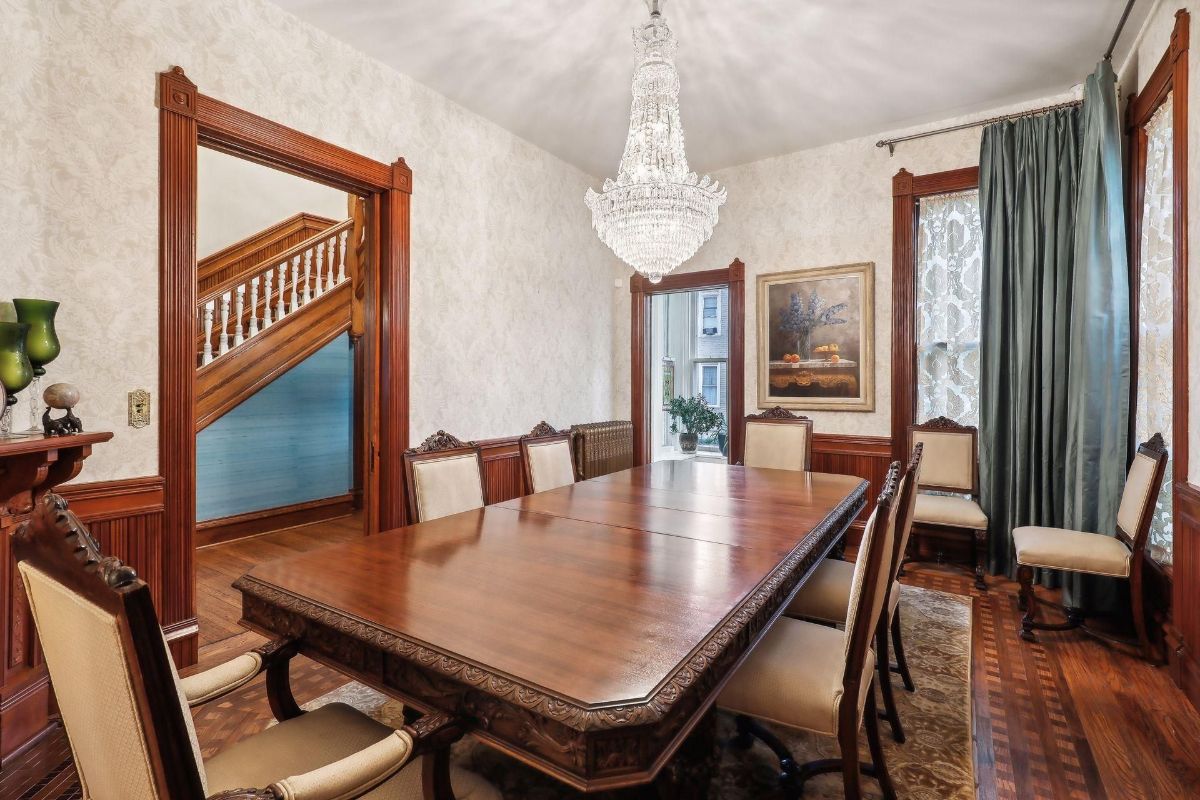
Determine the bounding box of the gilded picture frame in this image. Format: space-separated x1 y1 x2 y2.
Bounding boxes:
756 262 875 412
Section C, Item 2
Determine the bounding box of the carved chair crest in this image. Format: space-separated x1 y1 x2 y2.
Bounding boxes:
406 430 471 454
913 415 976 433
527 420 560 437
16 493 138 590
748 406 810 421
1142 431 1167 457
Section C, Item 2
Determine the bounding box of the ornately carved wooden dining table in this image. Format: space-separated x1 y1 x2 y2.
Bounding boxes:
234 461 866 795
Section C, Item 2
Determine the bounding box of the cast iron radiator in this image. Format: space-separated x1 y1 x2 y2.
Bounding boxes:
569 420 634 480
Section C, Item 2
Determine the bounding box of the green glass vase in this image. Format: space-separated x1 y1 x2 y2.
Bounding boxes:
0 322 33 400
13 299 60 376
0 322 33 437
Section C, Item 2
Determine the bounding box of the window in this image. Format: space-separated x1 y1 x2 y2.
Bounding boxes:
698 363 720 406
698 291 721 336
1134 98 1175 565
915 190 983 427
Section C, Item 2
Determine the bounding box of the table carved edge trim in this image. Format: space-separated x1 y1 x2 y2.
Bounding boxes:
234 480 867 788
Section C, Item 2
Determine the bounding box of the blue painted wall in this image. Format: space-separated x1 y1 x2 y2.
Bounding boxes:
196 334 353 521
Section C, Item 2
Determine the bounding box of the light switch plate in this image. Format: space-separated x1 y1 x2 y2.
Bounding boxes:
128 389 150 428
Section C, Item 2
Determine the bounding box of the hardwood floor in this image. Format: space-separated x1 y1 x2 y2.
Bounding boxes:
4 516 1200 799
196 512 363 647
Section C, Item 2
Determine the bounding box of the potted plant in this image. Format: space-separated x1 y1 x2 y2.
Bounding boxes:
668 394 725 454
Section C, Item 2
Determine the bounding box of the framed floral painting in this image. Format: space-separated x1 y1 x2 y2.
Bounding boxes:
756 263 875 411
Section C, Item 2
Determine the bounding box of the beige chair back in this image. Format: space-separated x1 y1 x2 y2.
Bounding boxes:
840 463 900 726
403 431 486 523
410 453 485 522
14 495 208 799
1115 434 1170 550
742 408 813 471
888 443 924 588
521 428 576 494
844 464 901 660
909 417 977 494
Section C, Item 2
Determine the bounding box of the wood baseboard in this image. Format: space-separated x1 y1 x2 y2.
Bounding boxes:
196 494 355 548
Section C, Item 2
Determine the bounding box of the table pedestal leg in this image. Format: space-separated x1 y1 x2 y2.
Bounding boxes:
613 708 719 799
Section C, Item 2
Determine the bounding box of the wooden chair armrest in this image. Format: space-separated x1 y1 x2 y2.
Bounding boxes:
181 638 298 708
205 713 465 800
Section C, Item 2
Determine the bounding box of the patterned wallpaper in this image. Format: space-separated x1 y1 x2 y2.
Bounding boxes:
1 0 621 482
611 92 1080 437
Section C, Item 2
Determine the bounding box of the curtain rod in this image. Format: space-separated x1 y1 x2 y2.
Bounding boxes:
1105 0 1137 60
874 100 1082 155
876 0 1135 155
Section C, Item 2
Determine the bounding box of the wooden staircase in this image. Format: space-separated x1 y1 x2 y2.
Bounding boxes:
195 210 360 432
199 212 337 295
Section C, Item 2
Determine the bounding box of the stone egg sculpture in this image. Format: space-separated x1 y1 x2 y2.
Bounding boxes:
42 382 83 436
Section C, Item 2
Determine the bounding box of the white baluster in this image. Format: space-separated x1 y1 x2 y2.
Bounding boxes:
233 285 245 347
218 292 231 356
290 256 301 312
202 301 215 365
325 237 336 291
277 262 288 320
262 269 274 329
337 229 348 283
314 244 325 298
248 277 260 338
302 249 313 304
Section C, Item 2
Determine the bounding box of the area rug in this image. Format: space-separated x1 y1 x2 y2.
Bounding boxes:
306 584 973 799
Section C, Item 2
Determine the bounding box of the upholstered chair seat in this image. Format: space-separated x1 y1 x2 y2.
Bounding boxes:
783 443 922 744
911 494 988 528
205 702 499 799
1012 526 1133 577
719 620 875 735
907 417 989 591
1014 435 1169 661
784 558 900 624
15 492 498 800
719 463 903 799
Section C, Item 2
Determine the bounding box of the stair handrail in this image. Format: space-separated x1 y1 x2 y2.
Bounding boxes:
198 218 353 308
197 211 339 290
198 218 353 367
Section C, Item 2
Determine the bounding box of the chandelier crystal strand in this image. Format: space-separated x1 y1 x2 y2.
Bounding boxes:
585 0 726 284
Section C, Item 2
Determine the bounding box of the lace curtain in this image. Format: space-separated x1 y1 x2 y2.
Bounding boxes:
916 190 984 427
1136 98 1174 566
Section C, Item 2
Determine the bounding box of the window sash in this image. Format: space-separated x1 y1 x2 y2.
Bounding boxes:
698 292 721 336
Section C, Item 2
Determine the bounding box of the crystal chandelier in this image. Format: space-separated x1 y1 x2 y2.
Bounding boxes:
585 0 726 284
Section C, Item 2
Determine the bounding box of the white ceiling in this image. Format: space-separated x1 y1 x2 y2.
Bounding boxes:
271 0 1148 176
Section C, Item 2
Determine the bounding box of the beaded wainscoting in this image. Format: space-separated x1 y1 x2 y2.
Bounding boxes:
304 584 974 800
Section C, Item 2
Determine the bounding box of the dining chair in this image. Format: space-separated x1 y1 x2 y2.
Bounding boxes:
741 406 814 471
14 492 499 800
1014 433 1169 661
519 421 577 494
781 443 923 743
403 430 486 523
906 416 989 591
719 461 902 800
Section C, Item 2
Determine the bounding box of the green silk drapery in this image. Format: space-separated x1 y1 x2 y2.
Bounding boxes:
978 61 1129 608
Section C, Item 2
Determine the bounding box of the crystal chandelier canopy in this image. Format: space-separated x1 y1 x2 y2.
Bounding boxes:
585 0 726 284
